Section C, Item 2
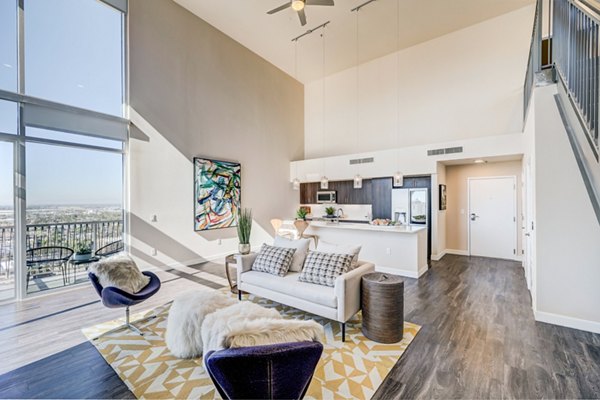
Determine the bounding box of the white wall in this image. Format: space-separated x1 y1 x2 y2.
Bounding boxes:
304 4 535 158
128 0 303 269
532 85 600 333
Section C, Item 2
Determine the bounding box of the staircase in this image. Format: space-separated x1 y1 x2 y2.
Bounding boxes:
527 0 600 224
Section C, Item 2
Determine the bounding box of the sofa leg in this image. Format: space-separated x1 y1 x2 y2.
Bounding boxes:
341 322 346 342
238 290 242 301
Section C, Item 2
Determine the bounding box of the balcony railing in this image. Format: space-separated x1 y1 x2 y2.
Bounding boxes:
524 0 543 121
0 220 123 295
553 0 600 157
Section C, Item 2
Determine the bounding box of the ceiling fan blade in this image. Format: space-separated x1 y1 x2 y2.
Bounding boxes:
298 8 307 26
267 2 291 14
305 0 334 5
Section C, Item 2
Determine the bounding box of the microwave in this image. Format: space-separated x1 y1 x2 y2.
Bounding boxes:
317 191 337 204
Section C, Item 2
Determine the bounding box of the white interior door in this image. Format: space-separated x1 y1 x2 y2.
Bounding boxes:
468 176 517 260
523 163 535 291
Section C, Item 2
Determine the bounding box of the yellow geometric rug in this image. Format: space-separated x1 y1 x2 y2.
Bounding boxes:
83 292 420 399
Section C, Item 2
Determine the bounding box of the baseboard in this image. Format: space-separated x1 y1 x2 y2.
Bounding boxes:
431 250 446 261
445 249 469 256
534 310 600 334
375 265 423 279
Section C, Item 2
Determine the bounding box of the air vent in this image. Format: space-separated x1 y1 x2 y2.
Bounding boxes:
349 157 374 165
427 149 445 156
427 146 463 156
444 146 463 154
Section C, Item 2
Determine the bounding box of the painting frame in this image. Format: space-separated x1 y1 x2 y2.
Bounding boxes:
439 184 447 211
193 157 241 231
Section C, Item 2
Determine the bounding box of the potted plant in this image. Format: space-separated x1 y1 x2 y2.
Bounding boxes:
296 207 308 221
237 208 252 255
325 206 336 218
73 241 93 261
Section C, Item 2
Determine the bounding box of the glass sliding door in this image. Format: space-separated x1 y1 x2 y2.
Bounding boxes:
0 141 15 301
25 138 123 294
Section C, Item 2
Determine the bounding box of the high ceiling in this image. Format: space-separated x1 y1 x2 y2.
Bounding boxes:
174 0 535 83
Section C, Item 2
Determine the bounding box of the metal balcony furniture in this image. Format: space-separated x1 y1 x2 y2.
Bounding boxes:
26 246 74 292
68 256 100 284
95 240 124 257
88 270 161 337
205 341 323 400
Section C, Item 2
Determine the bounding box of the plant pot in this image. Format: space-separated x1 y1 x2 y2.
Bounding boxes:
73 252 92 261
238 243 251 255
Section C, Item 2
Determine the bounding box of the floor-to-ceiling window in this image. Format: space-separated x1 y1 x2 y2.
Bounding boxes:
0 0 127 300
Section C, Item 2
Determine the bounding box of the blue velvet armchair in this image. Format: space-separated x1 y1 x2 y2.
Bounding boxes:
205 341 323 400
88 271 161 336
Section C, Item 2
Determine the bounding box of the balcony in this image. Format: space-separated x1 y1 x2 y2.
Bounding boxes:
0 220 123 298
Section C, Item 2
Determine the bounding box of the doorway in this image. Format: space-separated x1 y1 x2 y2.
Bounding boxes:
468 176 517 260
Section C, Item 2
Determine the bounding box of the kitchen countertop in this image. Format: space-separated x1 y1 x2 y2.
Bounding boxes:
308 221 427 234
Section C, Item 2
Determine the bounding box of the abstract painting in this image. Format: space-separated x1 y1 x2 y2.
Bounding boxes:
194 158 241 231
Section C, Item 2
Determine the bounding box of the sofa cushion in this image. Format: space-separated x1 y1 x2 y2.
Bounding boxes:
251 244 296 277
273 236 311 272
316 241 361 269
241 271 337 308
298 251 353 287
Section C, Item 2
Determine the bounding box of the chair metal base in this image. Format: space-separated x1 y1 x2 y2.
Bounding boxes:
92 306 156 340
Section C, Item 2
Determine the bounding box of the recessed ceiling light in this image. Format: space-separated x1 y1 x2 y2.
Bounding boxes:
474 159 486 164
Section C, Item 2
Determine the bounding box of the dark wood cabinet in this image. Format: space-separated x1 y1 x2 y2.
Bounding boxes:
299 178 391 219
371 178 392 219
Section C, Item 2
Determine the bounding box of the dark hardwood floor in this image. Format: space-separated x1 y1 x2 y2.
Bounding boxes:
1 255 599 399
375 255 600 399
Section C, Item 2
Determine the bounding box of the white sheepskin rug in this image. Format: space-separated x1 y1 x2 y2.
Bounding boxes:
165 290 236 359
201 301 324 359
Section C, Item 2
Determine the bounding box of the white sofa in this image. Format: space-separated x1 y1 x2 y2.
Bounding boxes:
236 253 375 341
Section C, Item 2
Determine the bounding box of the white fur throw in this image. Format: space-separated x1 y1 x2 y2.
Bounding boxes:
201 302 324 360
166 290 236 359
88 254 149 294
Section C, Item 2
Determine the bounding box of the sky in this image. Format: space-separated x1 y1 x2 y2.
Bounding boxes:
0 0 124 207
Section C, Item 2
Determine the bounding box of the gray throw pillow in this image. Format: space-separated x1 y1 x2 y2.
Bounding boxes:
89 254 150 294
251 244 296 276
298 251 354 287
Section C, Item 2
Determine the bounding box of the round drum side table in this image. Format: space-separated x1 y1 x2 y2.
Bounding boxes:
361 272 404 343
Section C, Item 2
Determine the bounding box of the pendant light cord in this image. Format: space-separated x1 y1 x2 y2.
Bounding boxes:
356 8 360 177
396 0 401 169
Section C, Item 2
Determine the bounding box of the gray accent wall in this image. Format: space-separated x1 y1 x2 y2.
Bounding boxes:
128 0 304 268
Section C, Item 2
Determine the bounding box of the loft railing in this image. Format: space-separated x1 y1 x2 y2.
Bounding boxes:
553 0 600 157
0 220 123 274
524 0 543 121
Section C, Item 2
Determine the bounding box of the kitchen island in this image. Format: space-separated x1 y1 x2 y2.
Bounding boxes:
306 221 428 278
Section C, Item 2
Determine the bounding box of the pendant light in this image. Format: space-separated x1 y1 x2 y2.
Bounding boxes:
353 7 362 190
320 26 329 190
393 0 403 187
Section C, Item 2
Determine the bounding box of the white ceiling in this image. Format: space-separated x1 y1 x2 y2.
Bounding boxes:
174 0 534 83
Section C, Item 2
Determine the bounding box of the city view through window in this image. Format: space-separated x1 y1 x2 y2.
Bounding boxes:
0 0 125 300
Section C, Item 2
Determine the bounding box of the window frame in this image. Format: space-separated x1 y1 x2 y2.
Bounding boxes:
0 0 128 302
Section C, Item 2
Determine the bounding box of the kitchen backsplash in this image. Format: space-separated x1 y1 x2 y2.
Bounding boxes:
301 204 373 222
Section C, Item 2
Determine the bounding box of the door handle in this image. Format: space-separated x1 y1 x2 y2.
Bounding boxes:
470 213 479 221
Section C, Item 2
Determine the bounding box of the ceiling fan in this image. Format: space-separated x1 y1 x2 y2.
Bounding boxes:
267 0 335 26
